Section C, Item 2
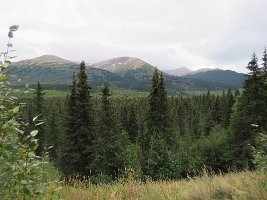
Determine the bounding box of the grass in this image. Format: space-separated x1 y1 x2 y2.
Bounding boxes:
60 171 267 200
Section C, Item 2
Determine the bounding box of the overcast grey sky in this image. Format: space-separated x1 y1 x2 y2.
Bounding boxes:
1 0 266 72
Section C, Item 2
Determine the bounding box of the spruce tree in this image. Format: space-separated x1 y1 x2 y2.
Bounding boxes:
229 53 265 169
76 61 95 176
92 82 122 179
224 88 235 127
61 72 79 176
127 104 138 143
46 108 59 162
261 48 267 131
158 72 172 144
147 69 171 139
34 82 45 156
262 47 267 73
147 68 160 134
142 68 160 176
146 69 171 180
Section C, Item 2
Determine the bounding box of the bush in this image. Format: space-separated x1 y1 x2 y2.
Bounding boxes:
0 25 61 199
253 132 267 174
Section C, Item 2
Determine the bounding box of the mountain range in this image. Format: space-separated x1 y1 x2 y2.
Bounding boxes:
165 67 221 76
9 55 245 92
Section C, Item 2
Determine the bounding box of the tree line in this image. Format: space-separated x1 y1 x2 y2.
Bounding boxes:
22 49 267 182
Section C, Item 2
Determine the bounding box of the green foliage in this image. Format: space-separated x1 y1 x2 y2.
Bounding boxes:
0 26 60 199
199 125 230 172
229 51 267 170
253 132 267 174
9 56 245 91
90 173 113 185
118 143 142 179
34 82 45 156
184 69 245 89
16 48 266 185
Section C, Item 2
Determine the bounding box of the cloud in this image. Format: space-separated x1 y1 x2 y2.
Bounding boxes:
1 0 266 72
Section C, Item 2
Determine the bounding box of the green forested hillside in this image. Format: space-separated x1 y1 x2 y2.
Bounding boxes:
10 55 244 91
184 69 245 88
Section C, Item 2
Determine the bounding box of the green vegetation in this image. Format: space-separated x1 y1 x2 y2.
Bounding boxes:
0 26 60 200
21 88 228 99
61 171 267 200
1 25 266 199
19 49 266 183
184 69 245 89
10 55 245 91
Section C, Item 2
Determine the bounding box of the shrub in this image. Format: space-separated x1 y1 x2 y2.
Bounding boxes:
0 25 61 199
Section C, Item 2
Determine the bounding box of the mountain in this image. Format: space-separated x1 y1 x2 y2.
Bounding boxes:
9 55 244 91
9 55 126 89
189 68 217 74
165 67 192 76
15 55 75 66
184 69 245 89
92 56 155 74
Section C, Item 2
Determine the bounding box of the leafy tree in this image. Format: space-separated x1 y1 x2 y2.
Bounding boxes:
253 132 267 174
0 25 59 199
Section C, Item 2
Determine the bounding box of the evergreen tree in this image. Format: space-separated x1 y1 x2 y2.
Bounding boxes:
262 47 267 73
147 68 160 135
146 69 171 179
147 70 171 140
92 82 125 179
127 104 138 143
46 108 59 162
224 88 235 127
34 82 45 156
158 72 172 145
229 53 265 170
76 61 95 176
260 48 267 131
61 73 79 176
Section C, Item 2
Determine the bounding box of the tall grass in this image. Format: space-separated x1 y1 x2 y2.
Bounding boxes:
61 171 266 200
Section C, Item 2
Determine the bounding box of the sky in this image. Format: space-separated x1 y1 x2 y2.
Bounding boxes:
1 0 267 72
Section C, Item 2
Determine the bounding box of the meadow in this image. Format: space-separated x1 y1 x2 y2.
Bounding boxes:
61 171 267 200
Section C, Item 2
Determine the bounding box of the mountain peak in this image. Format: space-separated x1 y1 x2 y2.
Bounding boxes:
14 55 74 66
91 56 155 73
31 55 73 63
165 67 192 76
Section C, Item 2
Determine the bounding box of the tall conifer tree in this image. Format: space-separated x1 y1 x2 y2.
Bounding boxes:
229 53 265 169
76 61 95 175
34 82 45 156
92 82 122 179
61 73 79 176
146 69 171 179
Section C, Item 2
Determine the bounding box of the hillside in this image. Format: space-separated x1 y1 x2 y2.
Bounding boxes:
9 55 244 91
165 67 192 76
91 56 155 74
184 69 245 89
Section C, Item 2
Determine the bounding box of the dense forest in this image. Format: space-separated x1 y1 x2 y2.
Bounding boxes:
20 50 267 182
1 26 267 199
